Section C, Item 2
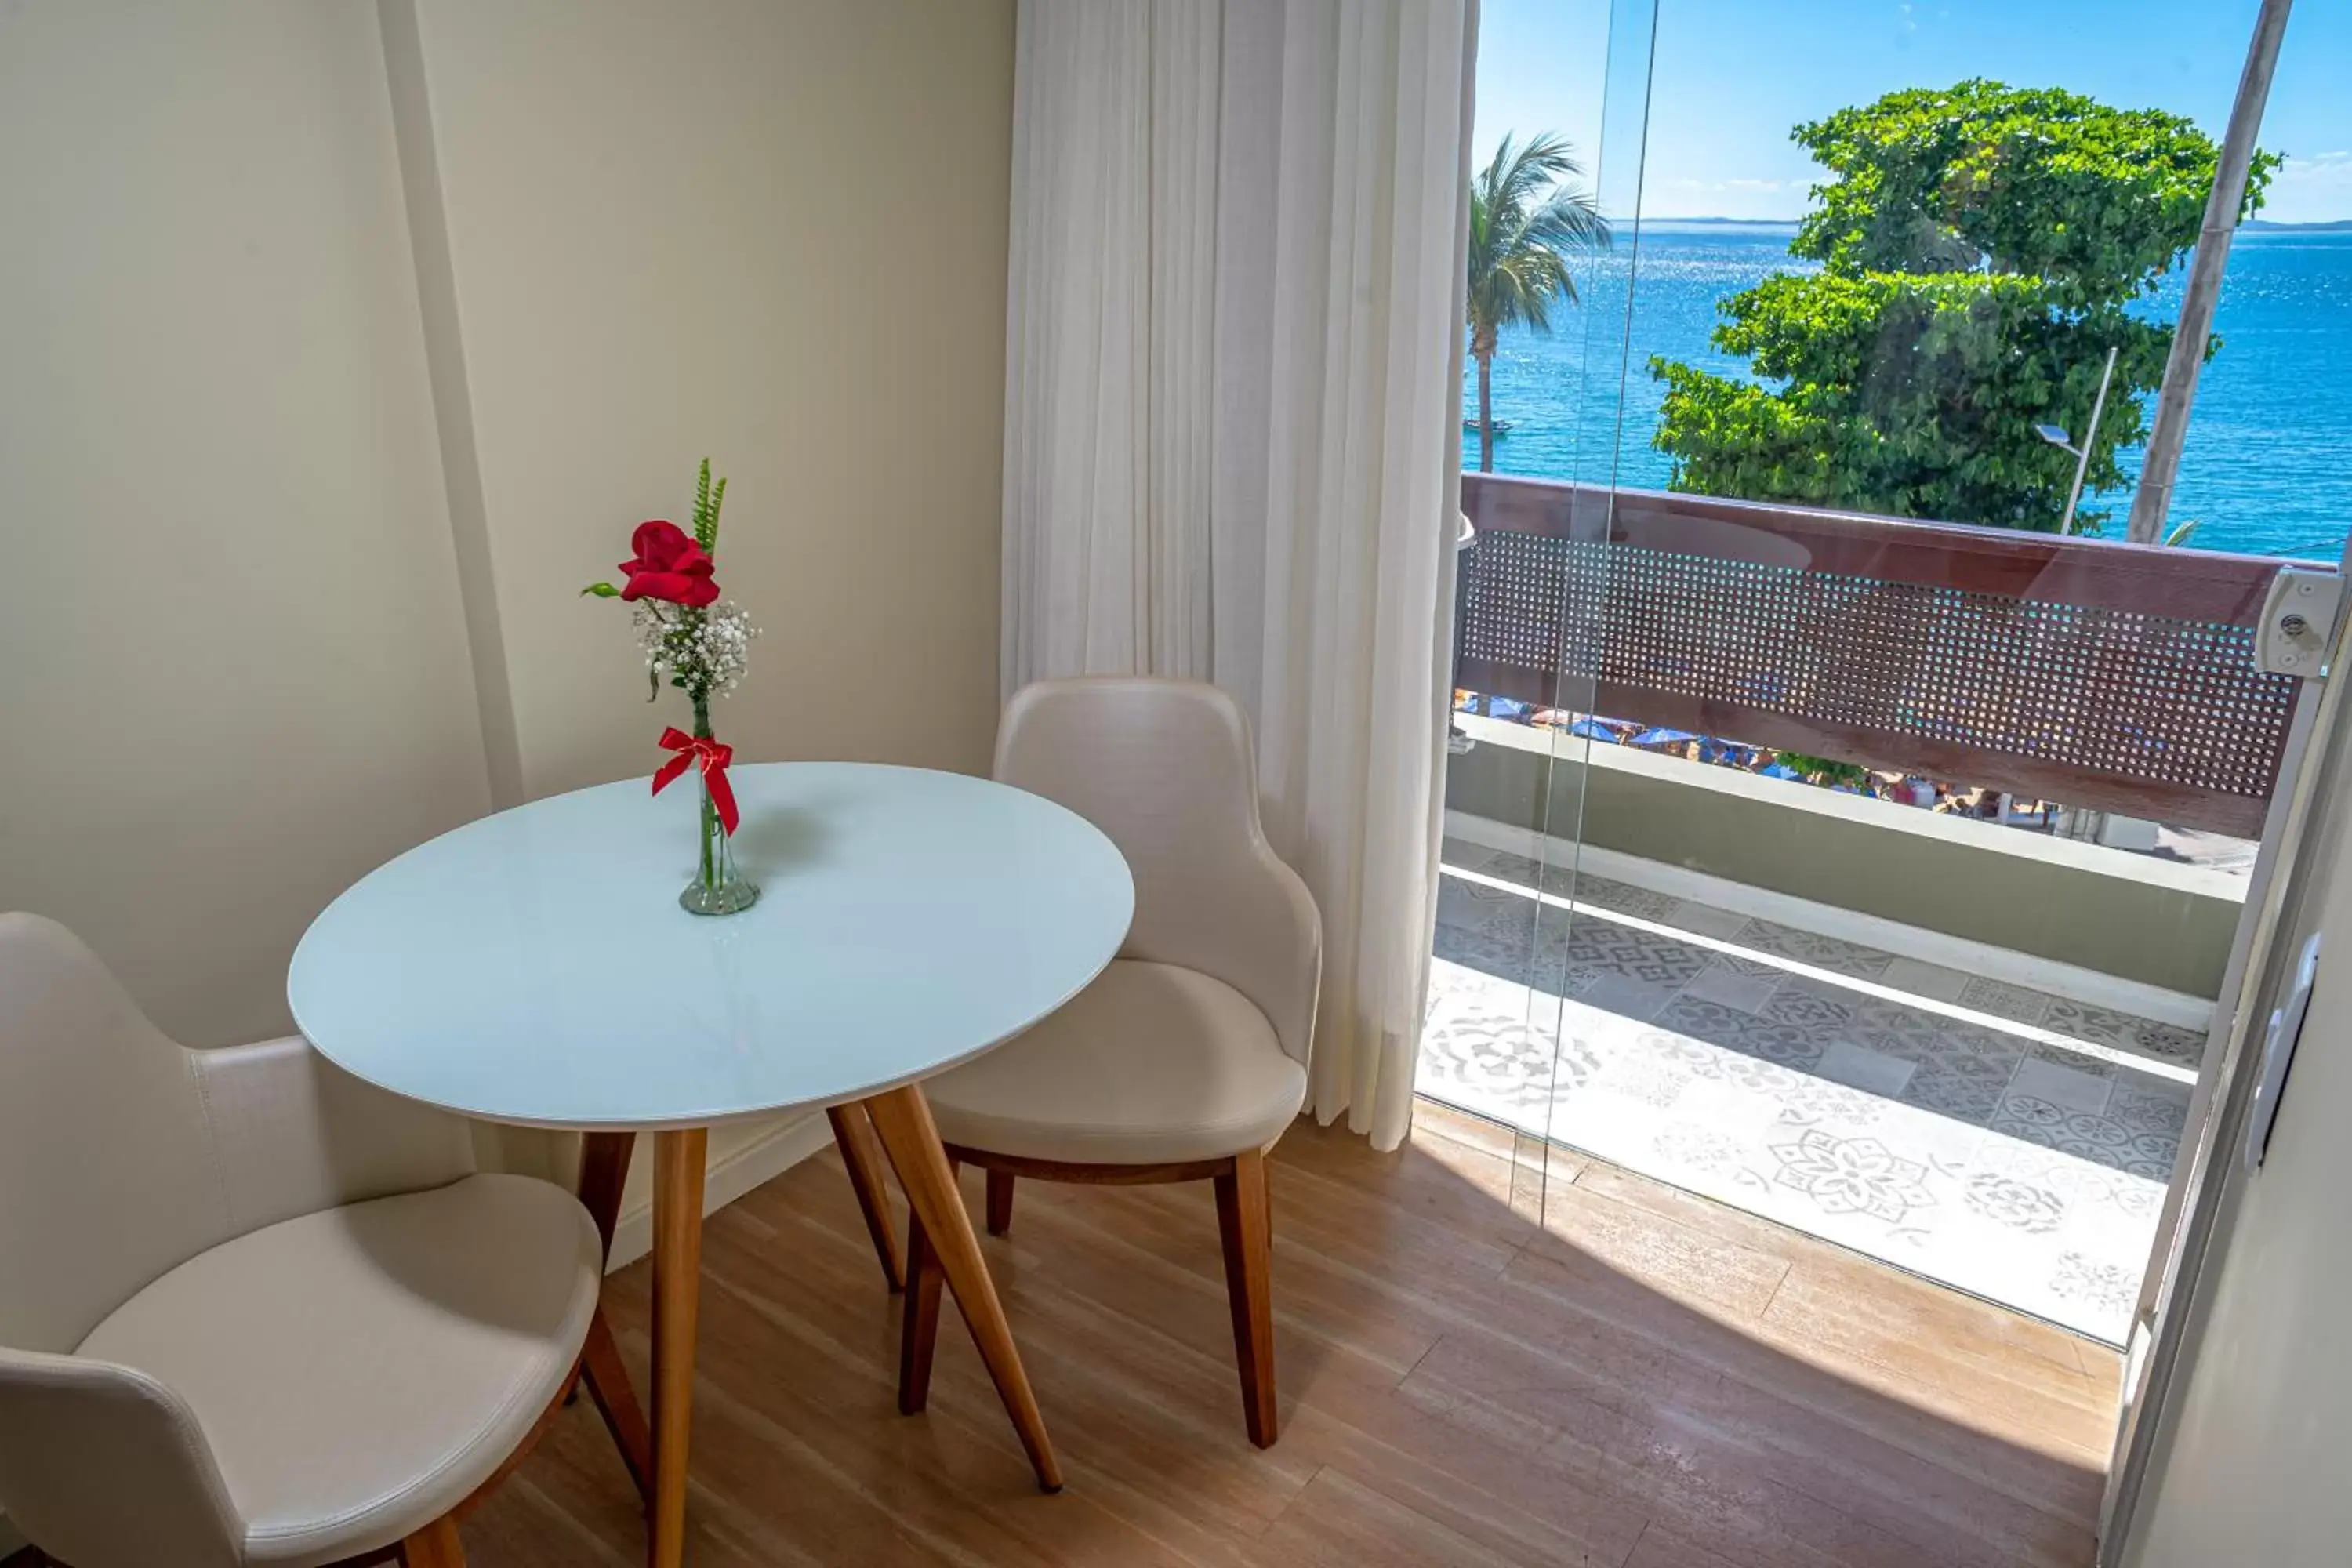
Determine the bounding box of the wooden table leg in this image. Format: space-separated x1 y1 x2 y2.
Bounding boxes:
827 1103 907 1290
650 1127 707 1568
862 1084 1062 1493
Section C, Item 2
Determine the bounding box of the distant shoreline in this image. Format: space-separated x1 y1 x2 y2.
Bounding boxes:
1642 214 2352 233
1642 216 1801 227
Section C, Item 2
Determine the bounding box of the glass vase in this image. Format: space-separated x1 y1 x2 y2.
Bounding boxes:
680 770 758 916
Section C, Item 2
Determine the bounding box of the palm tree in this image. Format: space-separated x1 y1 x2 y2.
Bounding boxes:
1467 133 1610 473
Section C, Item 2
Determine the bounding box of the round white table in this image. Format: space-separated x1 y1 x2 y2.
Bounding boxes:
289 762 1134 1566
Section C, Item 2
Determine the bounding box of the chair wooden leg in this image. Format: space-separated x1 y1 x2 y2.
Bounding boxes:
579 1304 655 1505
576 1131 637 1264
898 1200 946 1414
985 1168 1015 1236
1214 1149 1279 1448
828 1103 907 1290
401 1512 466 1566
864 1086 1062 1492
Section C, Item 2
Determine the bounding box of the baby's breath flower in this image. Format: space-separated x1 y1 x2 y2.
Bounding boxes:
633 598 758 701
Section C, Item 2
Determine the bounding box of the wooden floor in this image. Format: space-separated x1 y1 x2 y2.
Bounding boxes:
463 1104 2118 1567
22 1104 2120 1568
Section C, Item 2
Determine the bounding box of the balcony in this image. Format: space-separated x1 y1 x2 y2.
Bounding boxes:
1423 472 2323 1342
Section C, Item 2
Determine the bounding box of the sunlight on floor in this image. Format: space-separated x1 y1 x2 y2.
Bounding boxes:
1417 840 2201 1343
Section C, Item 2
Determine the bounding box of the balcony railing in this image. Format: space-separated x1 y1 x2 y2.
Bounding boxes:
1456 473 2328 838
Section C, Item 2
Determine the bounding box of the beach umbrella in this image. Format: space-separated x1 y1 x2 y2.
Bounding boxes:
1629 728 1700 747
1759 761 1804 780
1564 717 1624 742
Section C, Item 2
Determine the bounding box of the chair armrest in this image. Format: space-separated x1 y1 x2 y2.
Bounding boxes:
1225 848 1324 1071
190 1036 477 1236
0 1346 244 1568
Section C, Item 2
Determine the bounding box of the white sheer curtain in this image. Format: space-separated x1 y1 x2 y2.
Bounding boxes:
1002 0 1476 1150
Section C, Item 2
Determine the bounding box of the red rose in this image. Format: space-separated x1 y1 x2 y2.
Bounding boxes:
617 521 718 607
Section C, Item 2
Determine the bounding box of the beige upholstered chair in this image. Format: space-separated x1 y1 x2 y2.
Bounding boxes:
0 914 650 1568
897 677 1322 1447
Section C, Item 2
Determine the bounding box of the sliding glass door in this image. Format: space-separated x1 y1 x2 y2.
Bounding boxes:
1425 0 1657 1217
1434 0 2343 1377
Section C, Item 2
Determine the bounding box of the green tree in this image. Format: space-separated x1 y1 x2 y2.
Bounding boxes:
1651 80 2278 532
1468 133 1609 474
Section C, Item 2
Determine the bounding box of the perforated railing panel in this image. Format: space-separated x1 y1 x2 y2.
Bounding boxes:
1456 477 2310 837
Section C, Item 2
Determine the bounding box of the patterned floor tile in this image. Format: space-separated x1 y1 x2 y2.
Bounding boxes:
1929 1019 2032 1067
1589 1051 1691 1109
1899 1064 2011 1122
1816 1040 1916 1098
2049 1252 2141 1324
1879 956 1973 1003
2044 999 2208 1067
1661 899 1754 941
2027 1038 2122 1076
1733 918 1898 978
1959 1167 2071 1236
1480 849 1575 898
2011 1054 2116 1115
1957 975 2058 1026
1435 874 1543 941
1559 916 1713 989
1759 979 1857 1031
1563 966 1682 1023
1991 1094 2154 1176
1432 920 1568 992
2111 1079 2194 1138
1768 1130 1933 1224
1439 837 1501 873
1419 959 1592 1105
1646 992 1755 1049
1679 961 1777 1014
1773 1071 1894 1127
1417 877 2192 1342
1653 993 1826 1073
1858 1008 1962 1065
1569 874 1683 921
1915 1032 2026 1083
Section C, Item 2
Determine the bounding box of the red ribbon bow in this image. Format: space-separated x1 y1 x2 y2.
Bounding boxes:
652 727 740 836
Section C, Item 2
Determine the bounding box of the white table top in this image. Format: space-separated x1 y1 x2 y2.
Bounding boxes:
289 762 1134 1131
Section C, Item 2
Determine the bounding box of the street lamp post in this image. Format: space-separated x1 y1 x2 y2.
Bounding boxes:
2034 345 2120 535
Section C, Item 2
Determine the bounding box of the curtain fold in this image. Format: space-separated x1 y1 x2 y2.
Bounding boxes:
1002 0 1475 1151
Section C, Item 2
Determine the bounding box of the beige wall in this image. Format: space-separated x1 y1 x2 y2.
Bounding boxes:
409 0 1014 800
1 1 1014 1198
393 0 1016 1196
2119 685 2352 1565
0 2 494 1048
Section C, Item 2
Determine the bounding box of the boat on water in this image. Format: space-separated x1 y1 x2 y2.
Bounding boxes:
1462 417 1515 436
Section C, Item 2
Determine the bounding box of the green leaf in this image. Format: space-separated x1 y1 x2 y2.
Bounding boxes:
691 458 728 554
581 582 622 597
1466 131 1610 384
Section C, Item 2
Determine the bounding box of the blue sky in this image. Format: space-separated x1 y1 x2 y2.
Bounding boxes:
1475 0 2352 224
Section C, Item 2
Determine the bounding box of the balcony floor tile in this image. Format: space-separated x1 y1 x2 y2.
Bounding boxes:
1421 852 2201 1345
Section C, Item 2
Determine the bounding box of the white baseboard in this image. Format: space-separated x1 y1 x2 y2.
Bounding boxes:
1444 808 2215 1031
605 1111 834 1273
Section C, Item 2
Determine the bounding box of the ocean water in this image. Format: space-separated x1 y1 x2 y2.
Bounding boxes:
1468 226 2352 564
